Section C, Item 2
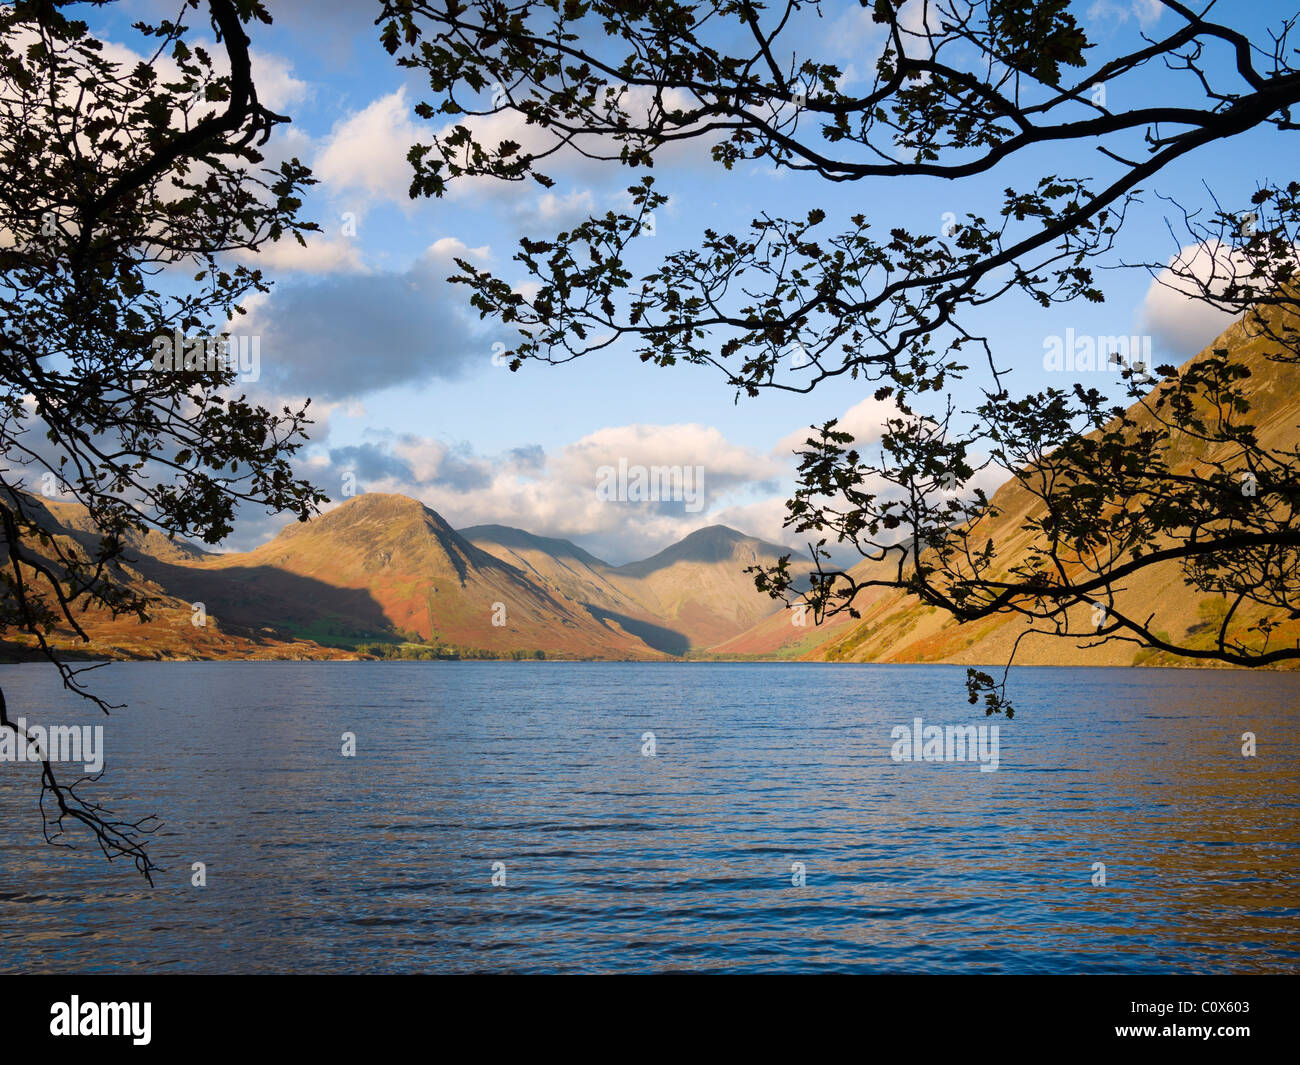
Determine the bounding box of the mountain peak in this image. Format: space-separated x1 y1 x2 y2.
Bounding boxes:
329 492 431 517
301 492 456 536
255 492 466 570
616 524 787 576
677 524 748 545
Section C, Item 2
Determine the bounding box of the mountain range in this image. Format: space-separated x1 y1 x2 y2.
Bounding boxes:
2 491 817 661
4 310 1298 668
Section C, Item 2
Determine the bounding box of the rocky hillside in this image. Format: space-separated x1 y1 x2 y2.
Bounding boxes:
720 310 1300 669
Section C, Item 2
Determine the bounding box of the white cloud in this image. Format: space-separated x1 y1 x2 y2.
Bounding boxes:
824 0 932 63
774 395 899 456
426 236 491 262
1087 0 1164 30
1133 0 1165 28
313 88 424 208
534 188 596 225
248 49 311 113
1137 241 1242 357
318 422 788 563
826 4 886 58
313 80 721 214
231 233 366 275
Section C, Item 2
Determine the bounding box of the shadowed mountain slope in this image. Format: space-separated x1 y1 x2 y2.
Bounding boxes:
188 494 664 658
464 522 815 651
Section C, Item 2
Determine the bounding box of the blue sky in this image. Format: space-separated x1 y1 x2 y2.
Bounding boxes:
98 0 1295 561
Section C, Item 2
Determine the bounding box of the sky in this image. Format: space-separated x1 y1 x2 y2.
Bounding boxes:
94 0 1296 563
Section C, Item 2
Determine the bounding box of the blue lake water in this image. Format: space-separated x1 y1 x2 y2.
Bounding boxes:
0 661 1296 973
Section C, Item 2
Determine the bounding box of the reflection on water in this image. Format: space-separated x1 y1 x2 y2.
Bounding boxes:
0 661 1296 973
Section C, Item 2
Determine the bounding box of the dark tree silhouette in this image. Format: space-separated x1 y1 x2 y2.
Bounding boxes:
382 0 1300 708
0 0 322 878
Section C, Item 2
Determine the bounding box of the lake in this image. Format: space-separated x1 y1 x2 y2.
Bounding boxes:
0 661 1296 973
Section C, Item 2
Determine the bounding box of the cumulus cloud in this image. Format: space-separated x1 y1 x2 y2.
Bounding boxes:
222 402 1002 563
246 48 312 113
313 89 424 208
1137 241 1243 358
231 233 366 275
773 395 900 456
826 3 887 57
313 80 720 213
307 422 788 563
824 0 934 66
236 238 492 400
515 188 598 229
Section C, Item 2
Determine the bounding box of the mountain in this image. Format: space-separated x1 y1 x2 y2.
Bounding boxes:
463 522 815 652
607 526 814 649
0 495 349 661
459 524 688 653
157 494 665 659
720 309 1300 668
459 524 651 620
41 499 212 565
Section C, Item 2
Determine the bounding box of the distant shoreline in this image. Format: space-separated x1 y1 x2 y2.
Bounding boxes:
1 654 1292 672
